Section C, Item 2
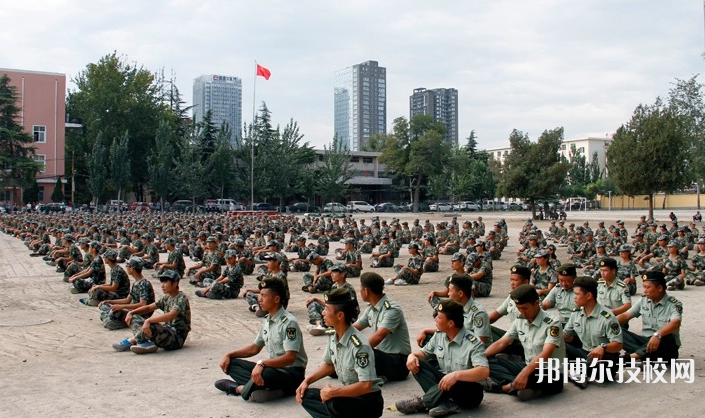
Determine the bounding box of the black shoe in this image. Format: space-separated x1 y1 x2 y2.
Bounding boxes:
215 379 240 396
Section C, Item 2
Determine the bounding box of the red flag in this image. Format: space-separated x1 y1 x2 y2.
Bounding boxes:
256 64 271 80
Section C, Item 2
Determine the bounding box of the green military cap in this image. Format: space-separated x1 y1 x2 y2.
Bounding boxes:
557 263 577 276
324 287 355 305
262 252 283 262
595 241 605 248
510 265 532 279
103 249 117 261
164 237 176 245
78 237 89 244
295 236 306 242
435 299 464 317
90 241 102 251
511 284 539 304
408 242 420 250
641 271 666 287
667 240 679 247
573 276 598 290
141 233 152 241
330 263 348 273
599 258 617 269
307 251 320 261
63 234 74 242
224 249 238 259
206 236 217 243
158 269 180 282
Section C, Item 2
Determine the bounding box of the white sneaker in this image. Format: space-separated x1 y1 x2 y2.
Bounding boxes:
385 278 395 285
308 324 327 336
395 279 408 286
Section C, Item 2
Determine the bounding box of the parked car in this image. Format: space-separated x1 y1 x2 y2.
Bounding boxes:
507 202 522 211
171 200 194 213
252 202 278 211
41 202 66 213
130 202 152 212
323 202 347 213
289 202 320 213
455 201 479 211
429 202 452 211
375 202 401 212
347 201 375 212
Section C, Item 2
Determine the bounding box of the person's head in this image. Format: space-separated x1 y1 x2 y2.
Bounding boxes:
126 256 144 275
164 237 176 250
535 249 549 266
448 274 474 303
408 242 420 254
344 238 355 249
89 241 102 255
224 249 238 265
511 284 541 321
573 276 598 307
158 269 180 293
102 249 118 265
509 265 531 289
434 299 465 332
667 240 679 254
595 241 606 253
598 258 617 280
450 252 466 271
330 263 348 283
323 288 359 326
359 271 384 302
257 278 287 311
641 271 667 300
263 252 282 270
556 263 577 290
206 236 217 249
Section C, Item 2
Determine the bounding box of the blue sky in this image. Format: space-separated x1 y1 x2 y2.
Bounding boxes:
2 0 703 149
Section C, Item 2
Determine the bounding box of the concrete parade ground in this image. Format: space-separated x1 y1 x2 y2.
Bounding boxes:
0 209 702 418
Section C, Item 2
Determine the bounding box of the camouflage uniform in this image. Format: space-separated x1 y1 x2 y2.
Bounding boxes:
307 282 357 324
130 291 191 350
301 257 335 292
370 241 395 268
72 254 106 293
207 263 244 299
663 255 686 290
531 266 557 295
99 278 155 329
422 244 439 272
343 250 362 277
393 254 424 285
90 264 130 302
616 259 639 295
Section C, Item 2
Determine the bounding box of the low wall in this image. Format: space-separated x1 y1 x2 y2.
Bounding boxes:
597 193 703 210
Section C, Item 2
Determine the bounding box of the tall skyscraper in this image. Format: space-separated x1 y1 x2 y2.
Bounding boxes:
334 60 386 151
409 87 458 146
193 74 242 145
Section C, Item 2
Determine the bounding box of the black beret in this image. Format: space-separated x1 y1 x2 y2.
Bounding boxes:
599 258 617 269
324 288 356 305
510 265 531 279
641 271 666 286
258 278 287 299
435 299 464 318
511 284 539 304
557 263 577 277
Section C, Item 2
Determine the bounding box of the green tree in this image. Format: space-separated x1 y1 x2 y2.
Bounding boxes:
0 74 42 203
87 131 108 205
109 131 131 212
205 125 235 199
607 99 693 219
378 115 451 212
51 177 65 203
148 121 176 206
67 52 165 202
447 131 495 203
316 135 354 203
498 128 570 218
175 136 207 212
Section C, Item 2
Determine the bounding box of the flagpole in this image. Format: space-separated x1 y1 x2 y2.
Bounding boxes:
251 60 257 211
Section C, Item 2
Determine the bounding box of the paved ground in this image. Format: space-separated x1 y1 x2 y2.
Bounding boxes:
0 209 702 417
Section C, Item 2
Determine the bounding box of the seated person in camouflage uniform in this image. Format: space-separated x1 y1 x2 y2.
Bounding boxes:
484 285 566 401
195 249 244 299
465 252 493 297
421 235 439 272
111 269 191 354
428 252 466 309
437 225 460 255
582 241 608 279
359 227 375 254
186 236 223 287
312 226 330 255
395 299 488 417
230 238 254 275
289 236 312 272
63 238 89 281
615 244 638 295
296 288 383 418
80 249 130 307
354 272 411 383
98 256 155 330
341 238 362 278
67 241 106 294
663 240 687 291
53 234 82 273
301 252 335 293
134 233 159 269
306 263 357 336
617 271 682 363
563 276 623 388
153 237 186 279
530 250 557 299
686 237 705 286
244 252 289 316
386 242 423 286
369 235 395 268
117 230 143 263
215 278 308 403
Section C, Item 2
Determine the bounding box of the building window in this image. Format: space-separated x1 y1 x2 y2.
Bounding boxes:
350 156 360 163
33 154 46 172
33 125 46 143
561 144 566 150
362 157 373 164
37 187 45 202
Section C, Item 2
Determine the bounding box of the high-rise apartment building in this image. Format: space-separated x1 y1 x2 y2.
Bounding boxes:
334 60 386 151
409 87 458 146
193 74 242 145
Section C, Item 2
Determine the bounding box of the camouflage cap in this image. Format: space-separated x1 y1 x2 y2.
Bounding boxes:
206 236 217 243
262 252 283 262
234 238 245 247
450 252 466 262
103 249 117 261
343 238 356 245
164 237 176 245
466 253 479 264
595 241 605 248
408 242 420 250
224 249 238 259
158 269 180 282
295 235 306 242
267 240 278 247
126 256 144 269
658 234 669 241
667 240 679 247
698 238 705 245
330 263 348 273
307 251 320 261
63 234 74 242
618 244 633 252
557 263 577 276
78 237 89 244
